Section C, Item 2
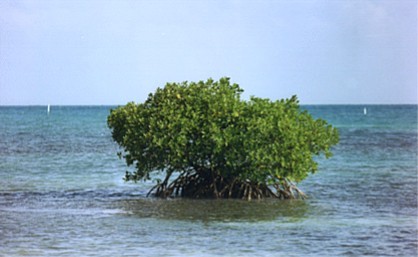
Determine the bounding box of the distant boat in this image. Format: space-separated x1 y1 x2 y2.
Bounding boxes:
363 107 367 115
47 104 50 115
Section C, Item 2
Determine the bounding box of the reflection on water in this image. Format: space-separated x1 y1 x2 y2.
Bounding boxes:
116 198 309 222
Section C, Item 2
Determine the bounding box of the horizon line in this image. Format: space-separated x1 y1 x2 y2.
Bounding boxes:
1 103 417 107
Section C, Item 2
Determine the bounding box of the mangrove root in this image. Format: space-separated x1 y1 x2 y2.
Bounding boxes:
147 172 306 200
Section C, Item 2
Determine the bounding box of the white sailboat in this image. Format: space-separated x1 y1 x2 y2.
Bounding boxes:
47 104 50 115
363 107 367 115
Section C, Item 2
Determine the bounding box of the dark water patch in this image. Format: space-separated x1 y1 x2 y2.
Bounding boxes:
0 131 114 155
338 130 417 154
116 198 310 222
0 188 146 199
0 189 146 211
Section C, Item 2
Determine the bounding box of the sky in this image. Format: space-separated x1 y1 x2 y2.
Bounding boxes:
0 0 416 105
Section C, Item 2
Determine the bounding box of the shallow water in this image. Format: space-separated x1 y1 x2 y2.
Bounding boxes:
0 105 417 256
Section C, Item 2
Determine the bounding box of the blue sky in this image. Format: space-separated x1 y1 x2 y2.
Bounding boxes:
0 0 416 105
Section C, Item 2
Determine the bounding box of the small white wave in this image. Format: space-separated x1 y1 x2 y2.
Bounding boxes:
0 207 133 217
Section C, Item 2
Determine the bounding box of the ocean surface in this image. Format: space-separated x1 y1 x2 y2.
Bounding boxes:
0 105 417 257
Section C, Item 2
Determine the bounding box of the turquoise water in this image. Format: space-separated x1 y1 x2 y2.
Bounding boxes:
0 105 417 256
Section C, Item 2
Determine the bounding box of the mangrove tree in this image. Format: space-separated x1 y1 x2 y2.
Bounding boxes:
107 78 339 200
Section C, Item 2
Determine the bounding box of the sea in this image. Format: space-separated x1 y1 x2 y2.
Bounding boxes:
0 105 417 257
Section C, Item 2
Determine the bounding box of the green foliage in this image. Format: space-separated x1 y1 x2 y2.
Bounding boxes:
107 78 339 199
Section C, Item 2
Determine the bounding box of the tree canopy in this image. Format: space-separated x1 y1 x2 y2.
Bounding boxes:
108 78 339 200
